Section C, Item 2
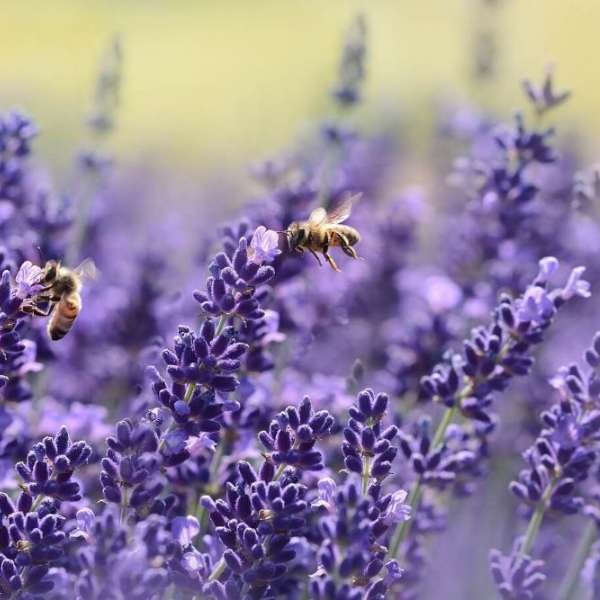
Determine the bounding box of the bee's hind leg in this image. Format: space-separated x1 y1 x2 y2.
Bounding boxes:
338 233 361 260
21 302 53 317
308 249 323 266
341 243 360 260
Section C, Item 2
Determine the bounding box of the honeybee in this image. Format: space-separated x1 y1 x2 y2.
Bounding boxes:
21 259 97 340
285 194 362 272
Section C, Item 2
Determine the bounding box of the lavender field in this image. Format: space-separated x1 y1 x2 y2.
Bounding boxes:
1 4 600 600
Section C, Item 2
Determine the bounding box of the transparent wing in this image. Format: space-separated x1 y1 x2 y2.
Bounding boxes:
73 258 98 281
308 207 328 225
326 193 361 224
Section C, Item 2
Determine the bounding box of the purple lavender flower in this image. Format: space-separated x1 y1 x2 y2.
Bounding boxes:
490 332 600 598
100 419 163 518
171 515 200 546
312 476 337 511
15 426 92 503
0 490 68 596
419 258 591 423
342 389 398 490
490 541 546 599
70 507 95 542
193 236 275 320
203 460 309 598
14 260 44 299
385 490 411 525
258 396 334 473
249 226 281 265
522 67 571 116
560 266 591 301
185 433 217 457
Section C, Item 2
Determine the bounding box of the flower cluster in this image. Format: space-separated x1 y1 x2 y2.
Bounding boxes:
100 419 165 519
194 236 275 321
419 258 591 423
309 392 407 599
16 426 91 504
200 456 308 598
259 396 334 473
489 332 600 598
342 389 398 489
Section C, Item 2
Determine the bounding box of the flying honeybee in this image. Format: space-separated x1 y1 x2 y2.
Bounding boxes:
21 259 97 340
285 194 362 272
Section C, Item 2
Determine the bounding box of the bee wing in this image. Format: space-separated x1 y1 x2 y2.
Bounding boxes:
326 193 361 224
308 207 328 225
73 258 98 281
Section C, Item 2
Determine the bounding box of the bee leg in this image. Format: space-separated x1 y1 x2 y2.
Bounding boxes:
338 234 361 260
21 303 53 317
322 247 341 272
308 249 323 266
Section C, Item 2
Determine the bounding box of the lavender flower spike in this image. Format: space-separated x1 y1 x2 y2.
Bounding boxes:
14 260 44 299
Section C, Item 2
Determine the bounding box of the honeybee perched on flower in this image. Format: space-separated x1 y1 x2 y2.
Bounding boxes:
285 194 362 272
19 258 97 340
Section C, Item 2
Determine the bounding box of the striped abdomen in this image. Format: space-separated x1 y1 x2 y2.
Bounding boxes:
327 225 361 246
47 292 81 340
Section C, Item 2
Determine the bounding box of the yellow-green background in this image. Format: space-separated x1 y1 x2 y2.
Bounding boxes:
2 0 599 176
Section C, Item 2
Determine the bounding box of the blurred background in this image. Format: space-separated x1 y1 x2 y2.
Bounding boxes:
2 0 600 200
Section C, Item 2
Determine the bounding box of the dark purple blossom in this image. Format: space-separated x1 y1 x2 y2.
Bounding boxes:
258 396 334 473
15 426 91 504
193 234 275 320
522 67 571 116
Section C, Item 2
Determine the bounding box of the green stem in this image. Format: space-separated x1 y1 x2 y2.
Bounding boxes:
388 404 459 558
431 404 458 448
389 480 422 559
30 494 44 512
520 504 545 556
197 501 209 535
215 314 228 336
274 463 286 481
210 441 225 480
197 441 226 529
361 455 371 496
557 520 597 600
208 556 226 582
520 480 556 556
120 486 129 525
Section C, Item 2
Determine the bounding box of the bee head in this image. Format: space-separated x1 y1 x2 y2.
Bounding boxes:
285 223 307 250
42 260 60 284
